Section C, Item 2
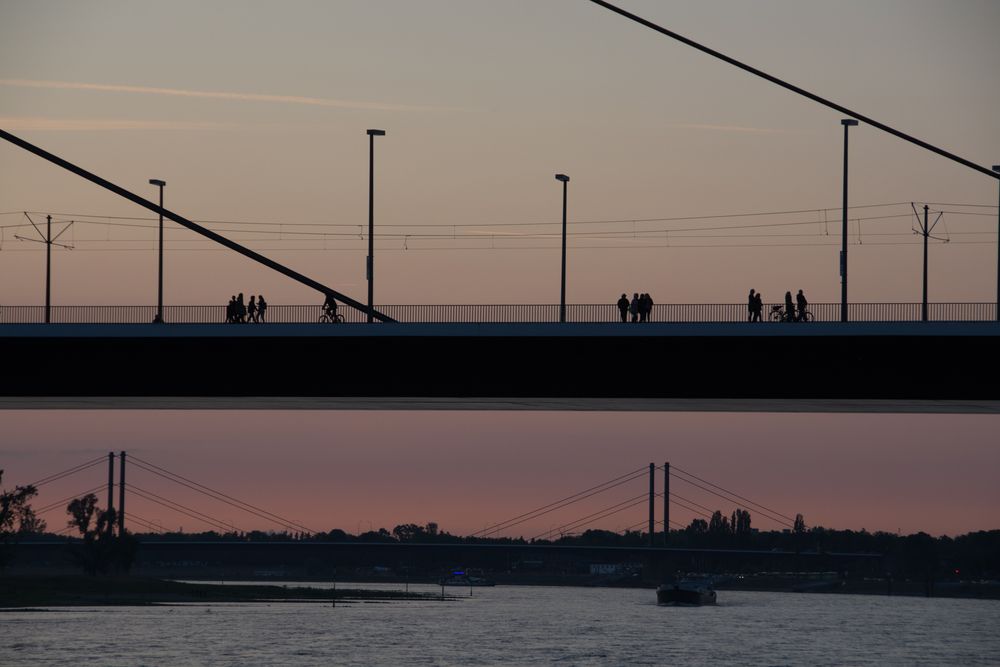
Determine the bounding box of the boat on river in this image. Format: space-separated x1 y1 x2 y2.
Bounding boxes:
656 579 717 605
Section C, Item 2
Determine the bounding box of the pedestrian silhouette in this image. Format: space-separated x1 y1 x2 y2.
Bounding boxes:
226 295 237 323
236 293 247 324
796 289 809 322
784 291 794 323
617 293 629 323
257 294 268 323
644 293 654 322
748 289 756 322
752 291 763 322
247 295 258 323
629 293 639 323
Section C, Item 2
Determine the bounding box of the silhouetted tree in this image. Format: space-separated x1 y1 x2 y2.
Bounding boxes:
686 518 708 534
709 511 730 535
1 470 45 568
65 493 137 575
794 514 806 534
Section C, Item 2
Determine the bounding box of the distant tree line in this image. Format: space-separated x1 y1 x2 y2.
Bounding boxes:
2 490 997 581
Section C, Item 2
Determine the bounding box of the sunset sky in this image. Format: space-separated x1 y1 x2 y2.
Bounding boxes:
1 1 998 537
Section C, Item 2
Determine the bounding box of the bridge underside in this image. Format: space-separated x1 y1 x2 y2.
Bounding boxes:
2 322 998 413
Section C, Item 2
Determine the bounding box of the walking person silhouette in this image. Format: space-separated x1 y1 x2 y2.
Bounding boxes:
784 291 795 323
247 295 258 323
617 293 629 323
748 289 756 322
257 294 268 323
796 289 809 322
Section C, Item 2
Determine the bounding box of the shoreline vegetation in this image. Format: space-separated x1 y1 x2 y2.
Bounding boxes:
0 576 445 608
2 574 998 608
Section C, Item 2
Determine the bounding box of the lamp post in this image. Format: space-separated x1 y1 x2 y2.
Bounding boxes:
994 165 1000 321
149 179 166 323
840 119 858 323
366 129 386 323
555 174 570 323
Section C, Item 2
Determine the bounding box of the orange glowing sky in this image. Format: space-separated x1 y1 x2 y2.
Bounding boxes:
1 1 998 537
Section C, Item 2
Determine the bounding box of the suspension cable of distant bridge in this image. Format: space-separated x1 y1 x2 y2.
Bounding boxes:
128 455 316 535
472 465 649 537
33 485 106 516
126 484 239 534
532 492 651 541
671 464 795 526
586 0 999 181
27 455 105 488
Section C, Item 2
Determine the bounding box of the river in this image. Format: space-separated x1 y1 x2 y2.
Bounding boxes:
3 584 998 665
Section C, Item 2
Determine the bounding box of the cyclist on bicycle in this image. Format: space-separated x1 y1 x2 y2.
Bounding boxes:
322 293 339 321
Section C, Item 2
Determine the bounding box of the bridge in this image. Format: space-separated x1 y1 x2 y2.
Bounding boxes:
1 317 998 412
8 453 885 584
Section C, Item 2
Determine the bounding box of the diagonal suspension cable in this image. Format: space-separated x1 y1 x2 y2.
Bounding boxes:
586 0 999 180
126 485 237 534
671 464 795 523
0 129 395 321
128 455 315 534
28 456 106 488
473 465 649 537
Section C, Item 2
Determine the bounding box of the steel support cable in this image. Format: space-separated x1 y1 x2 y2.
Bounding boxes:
34 485 106 515
670 497 714 520
0 129 395 322
127 463 294 534
670 475 792 528
533 491 649 540
473 465 649 537
27 456 106 488
586 0 999 180
670 464 795 523
533 495 650 541
669 491 716 517
128 456 315 534
124 512 164 534
474 466 648 536
126 486 236 533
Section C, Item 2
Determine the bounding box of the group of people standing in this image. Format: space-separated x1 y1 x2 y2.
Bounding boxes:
617 292 655 322
226 293 268 323
747 289 809 322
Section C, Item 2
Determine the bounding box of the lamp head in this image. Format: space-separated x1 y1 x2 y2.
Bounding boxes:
367 129 386 136
149 179 166 187
841 119 859 127
555 174 570 183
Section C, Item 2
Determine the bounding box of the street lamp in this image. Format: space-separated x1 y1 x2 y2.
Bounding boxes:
555 174 570 323
366 129 386 323
149 178 166 324
840 119 859 323
994 165 1000 321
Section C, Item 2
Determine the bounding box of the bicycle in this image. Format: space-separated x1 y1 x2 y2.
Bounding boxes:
770 305 813 322
318 309 344 323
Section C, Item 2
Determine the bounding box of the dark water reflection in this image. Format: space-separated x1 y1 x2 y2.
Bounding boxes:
3 585 998 665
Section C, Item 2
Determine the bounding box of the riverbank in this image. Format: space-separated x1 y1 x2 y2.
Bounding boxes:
0 575 442 608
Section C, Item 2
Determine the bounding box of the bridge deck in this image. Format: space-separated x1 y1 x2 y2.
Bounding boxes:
2 322 998 412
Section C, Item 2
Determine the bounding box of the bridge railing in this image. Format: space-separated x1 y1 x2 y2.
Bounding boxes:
0 303 996 324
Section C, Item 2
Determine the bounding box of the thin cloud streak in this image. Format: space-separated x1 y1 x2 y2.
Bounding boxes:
670 122 800 135
0 79 463 113
0 116 234 132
